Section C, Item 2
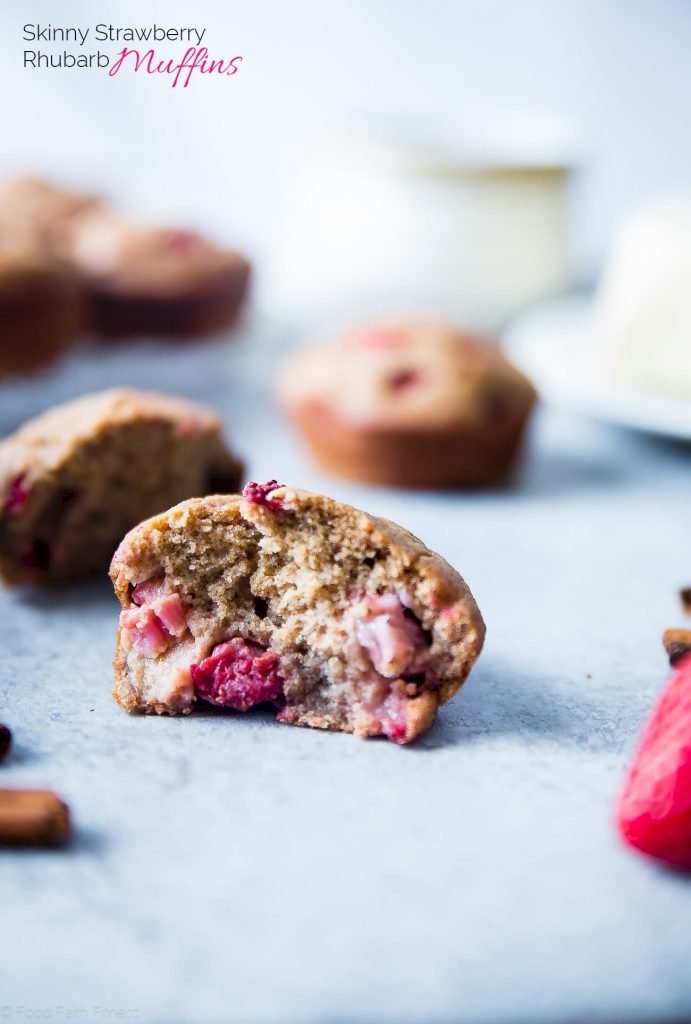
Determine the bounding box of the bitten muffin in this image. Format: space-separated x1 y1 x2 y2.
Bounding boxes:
277 321 537 488
0 389 243 585
0 227 84 378
66 211 251 339
110 481 485 744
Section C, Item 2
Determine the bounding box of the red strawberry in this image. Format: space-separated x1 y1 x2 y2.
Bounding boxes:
617 653 691 870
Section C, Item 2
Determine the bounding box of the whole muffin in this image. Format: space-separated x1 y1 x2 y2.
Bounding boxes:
110 481 485 743
0 227 84 378
277 321 537 488
0 388 243 585
66 211 251 339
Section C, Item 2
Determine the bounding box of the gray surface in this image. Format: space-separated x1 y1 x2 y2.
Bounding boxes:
1 334 690 1024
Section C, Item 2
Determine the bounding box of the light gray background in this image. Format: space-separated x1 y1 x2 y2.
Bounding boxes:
0 336 690 1024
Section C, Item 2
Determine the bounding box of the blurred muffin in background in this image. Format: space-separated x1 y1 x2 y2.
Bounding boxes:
595 196 691 401
0 387 244 585
65 210 251 340
277 321 537 489
0 224 84 378
0 177 101 250
0 176 251 357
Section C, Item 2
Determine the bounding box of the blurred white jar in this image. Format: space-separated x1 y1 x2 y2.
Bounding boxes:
268 130 574 332
593 194 691 400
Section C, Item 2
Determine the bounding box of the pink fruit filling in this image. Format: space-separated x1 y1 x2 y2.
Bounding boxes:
242 480 285 510
354 593 430 679
353 594 434 742
378 691 409 743
4 474 29 514
120 576 188 658
351 327 408 350
131 578 188 636
388 368 422 391
161 229 206 254
191 638 284 711
120 606 173 658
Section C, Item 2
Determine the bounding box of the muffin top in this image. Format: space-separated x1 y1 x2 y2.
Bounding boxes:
277 321 537 429
66 211 248 296
0 177 100 242
0 387 223 488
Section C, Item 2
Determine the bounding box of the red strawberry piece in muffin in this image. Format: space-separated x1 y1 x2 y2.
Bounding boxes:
109 482 485 742
191 638 285 711
242 479 286 510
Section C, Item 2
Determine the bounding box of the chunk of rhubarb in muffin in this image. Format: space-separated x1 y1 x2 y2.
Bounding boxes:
131 577 188 636
120 606 175 658
351 593 431 678
110 486 485 743
119 576 189 658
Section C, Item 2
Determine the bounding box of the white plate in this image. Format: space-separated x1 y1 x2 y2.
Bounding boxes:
503 296 691 441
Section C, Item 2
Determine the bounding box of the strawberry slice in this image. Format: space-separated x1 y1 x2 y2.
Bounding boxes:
617 653 691 870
